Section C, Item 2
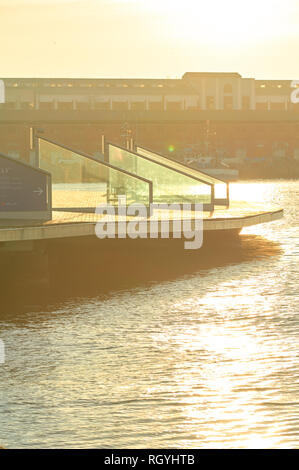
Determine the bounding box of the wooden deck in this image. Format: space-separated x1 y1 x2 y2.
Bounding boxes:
0 200 283 243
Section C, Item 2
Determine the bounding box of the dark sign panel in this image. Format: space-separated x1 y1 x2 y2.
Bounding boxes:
0 154 51 218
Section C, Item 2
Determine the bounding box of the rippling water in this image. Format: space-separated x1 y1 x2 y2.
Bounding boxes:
0 180 298 449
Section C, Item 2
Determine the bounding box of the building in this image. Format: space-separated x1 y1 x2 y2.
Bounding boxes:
0 72 299 164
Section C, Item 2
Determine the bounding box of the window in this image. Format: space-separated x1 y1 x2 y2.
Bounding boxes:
166 101 181 111
224 95 233 110
39 101 54 110
206 96 215 110
0 102 16 109
57 101 73 110
94 101 110 110
256 102 268 110
224 84 232 93
186 105 200 111
76 101 90 110
131 101 146 111
112 101 128 110
21 102 34 109
148 101 163 111
270 102 285 110
242 96 250 109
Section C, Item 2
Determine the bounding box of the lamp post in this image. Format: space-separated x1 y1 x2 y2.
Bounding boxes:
120 122 133 149
29 127 44 166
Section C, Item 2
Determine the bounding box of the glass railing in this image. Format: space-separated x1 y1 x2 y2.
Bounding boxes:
37 137 153 211
107 143 214 210
136 145 229 205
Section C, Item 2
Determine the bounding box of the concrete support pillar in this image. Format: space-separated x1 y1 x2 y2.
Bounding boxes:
201 79 206 110
163 95 167 111
236 79 242 110
215 78 220 110
250 80 256 110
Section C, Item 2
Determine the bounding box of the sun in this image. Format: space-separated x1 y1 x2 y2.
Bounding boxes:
116 0 293 46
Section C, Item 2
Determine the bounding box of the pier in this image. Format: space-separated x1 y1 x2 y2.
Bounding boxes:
0 200 283 244
0 136 283 311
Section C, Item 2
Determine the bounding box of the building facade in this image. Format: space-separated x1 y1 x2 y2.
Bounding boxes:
0 72 299 164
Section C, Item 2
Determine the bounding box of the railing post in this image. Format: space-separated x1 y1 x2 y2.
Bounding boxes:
34 135 39 167
226 182 230 207
211 184 215 212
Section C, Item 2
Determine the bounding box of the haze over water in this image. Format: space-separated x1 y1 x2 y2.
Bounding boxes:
0 180 298 448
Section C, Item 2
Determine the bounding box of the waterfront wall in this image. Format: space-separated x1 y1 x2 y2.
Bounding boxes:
0 113 299 173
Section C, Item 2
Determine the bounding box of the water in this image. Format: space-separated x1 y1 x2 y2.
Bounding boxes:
0 180 298 449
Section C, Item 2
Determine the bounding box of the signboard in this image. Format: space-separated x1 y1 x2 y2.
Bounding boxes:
0 153 52 221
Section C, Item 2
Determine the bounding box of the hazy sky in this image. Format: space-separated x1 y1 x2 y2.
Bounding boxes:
1 0 299 79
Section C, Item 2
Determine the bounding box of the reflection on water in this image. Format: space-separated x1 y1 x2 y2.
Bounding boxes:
0 180 298 448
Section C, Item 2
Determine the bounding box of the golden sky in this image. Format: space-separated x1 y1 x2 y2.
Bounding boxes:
1 0 299 78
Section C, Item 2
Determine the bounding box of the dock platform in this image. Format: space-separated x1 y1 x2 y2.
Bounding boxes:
0 200 283 243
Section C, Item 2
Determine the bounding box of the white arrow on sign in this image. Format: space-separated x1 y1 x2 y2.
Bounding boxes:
33 187 44 196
